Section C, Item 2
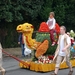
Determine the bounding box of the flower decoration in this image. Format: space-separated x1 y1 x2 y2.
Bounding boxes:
38 22 49 32
55 23 60 34
73 45 75 50
70 44 75 52
70 30 75 38
37 55 54 64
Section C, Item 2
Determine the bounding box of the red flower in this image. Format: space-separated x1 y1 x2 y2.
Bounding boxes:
55 23 60 34
48 55 54 60
71 39 74 44
38 22 49 32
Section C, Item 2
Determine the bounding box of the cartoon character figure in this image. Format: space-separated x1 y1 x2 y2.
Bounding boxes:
16 23 49 58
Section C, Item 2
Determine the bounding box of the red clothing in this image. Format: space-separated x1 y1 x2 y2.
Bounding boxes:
49 29 55 43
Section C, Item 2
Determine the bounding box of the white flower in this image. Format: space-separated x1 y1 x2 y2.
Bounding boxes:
70 30 74 33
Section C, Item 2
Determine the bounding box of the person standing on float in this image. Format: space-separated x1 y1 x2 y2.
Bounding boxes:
18 33 25 57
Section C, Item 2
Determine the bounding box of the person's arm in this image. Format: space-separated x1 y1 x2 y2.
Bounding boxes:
62 35 71 52
55 40 59 53
0 43 2 59
51 18 56 29
53 36 60 61
54 35 60 54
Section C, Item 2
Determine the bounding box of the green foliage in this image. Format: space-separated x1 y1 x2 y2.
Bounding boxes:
2 27 19 48
39 0 53 21
0 0 75 27
0 0 75 48
32 32 57 61
70 30 75 38
39 0 75 30
54 4 65 25
0 0 44 23
36 32 57 55
0 0 75 29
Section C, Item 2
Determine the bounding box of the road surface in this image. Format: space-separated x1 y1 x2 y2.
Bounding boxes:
2 57 75 75
5 68 75 75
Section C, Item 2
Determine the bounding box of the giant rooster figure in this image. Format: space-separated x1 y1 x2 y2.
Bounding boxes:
16 23 49 58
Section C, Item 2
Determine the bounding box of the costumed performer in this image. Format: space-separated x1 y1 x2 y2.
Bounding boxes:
51 26 73 75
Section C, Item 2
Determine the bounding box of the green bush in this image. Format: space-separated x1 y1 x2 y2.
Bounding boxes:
36 32 57 55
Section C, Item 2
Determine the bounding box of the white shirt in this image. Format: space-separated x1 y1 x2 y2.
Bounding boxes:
46 18 56 29
59 34 71 56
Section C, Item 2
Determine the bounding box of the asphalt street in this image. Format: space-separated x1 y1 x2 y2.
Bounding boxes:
2 57 75 75
3 57 19 71
5 68 75 75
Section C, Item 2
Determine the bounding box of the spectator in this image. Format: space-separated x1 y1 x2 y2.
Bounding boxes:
0 43 5 75
18 33 25 57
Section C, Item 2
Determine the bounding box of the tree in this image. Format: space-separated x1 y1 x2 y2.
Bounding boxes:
39 0 53 21
0 0 44 47
0 0 75 47
0 0 44 23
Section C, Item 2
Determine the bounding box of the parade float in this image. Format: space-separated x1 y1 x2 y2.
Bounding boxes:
16 22 75 72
